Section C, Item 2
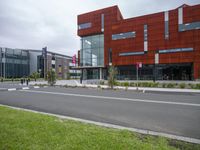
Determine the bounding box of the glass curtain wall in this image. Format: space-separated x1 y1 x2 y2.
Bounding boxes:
1 48 29 78
80 34 104 67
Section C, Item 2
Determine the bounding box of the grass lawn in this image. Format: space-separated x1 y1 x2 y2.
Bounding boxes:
0 106 199 150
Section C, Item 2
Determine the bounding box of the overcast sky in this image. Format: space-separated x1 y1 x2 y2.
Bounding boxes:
0 0 199 56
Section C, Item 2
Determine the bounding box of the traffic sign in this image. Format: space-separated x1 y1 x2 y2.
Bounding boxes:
136 62 142 69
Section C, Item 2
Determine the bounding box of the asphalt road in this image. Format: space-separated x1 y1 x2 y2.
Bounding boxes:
0 87 200 139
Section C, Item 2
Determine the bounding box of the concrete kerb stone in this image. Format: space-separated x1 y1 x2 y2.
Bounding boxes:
63 84 200 93
0 86 44 92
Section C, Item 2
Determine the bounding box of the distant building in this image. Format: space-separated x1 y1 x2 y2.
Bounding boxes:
77 4 200 80
0 47 78 79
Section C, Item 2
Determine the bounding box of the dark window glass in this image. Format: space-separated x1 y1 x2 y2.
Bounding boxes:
119 51 144 56
179 21 200 32
78 22 92 30
165 21 169 39
159 48 193 54
101 14 104 32
144 24 148 41
112 32 136 40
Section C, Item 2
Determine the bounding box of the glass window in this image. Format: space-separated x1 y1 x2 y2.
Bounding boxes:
101 14 104 32
91 35 100 48
80 34 104 67
144 24 148 41
159 48 193 54
119 51 144 56
179 21 200 32
164 11 169 39
3 48 29 78
178 8 183 24
112 31 136 40
165 21 169 39
78 22 92 30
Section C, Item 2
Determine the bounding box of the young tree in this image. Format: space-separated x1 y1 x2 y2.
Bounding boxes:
108 66 118 89
47 69 56 86
66 70 71 80
31 72 40 82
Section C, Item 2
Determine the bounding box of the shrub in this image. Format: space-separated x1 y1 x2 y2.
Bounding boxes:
108 66 118 89
166 83 175 88
194 84 200 89
188 83 195 89
114 81 120 86
130 82 135 87
162 83 166 88
179 83 186 89
151 82 159 87
137 82 142 87
140 82 148 87
47 69 56 86
66 71 71 80
100 81 104 85
30 72 40 81
121 82 129 87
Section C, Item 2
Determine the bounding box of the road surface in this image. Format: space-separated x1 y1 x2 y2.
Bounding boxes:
0 86 200 140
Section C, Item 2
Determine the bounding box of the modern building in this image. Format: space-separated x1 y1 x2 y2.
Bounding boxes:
0 47 77 79
77 4 200 80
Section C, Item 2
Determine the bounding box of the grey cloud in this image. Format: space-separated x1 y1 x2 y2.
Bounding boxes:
0 0 199 56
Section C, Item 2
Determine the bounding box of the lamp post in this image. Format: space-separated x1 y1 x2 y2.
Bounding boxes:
154 52 159 82
3 48 6 79
136 62 142 90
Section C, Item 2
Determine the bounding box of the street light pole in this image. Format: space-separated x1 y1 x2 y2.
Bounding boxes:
4 49 6 78
136 62 142 91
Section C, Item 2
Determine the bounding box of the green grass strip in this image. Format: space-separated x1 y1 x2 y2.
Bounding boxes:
0 106 199 150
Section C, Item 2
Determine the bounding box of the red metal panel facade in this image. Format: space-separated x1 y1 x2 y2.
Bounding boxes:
77 4 200 79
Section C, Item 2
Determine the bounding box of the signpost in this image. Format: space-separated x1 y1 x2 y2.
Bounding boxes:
72 54 77 80
136 62 142 90
72 54 76 65
154 52 159 82
42 47 47 79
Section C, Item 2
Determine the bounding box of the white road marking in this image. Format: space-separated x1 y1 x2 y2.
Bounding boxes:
20 90 200 107
8 88 16 91
33 86 40 89
0 104 199 144
22 87 30 90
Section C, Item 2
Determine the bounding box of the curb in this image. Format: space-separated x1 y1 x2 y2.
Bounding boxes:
74 84 200 94
0 86 45 92
33 86 40 89
8 88 17 91
22 87 30 90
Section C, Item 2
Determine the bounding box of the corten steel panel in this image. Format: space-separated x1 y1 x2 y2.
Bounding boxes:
77 4 200 79
183 5 200 23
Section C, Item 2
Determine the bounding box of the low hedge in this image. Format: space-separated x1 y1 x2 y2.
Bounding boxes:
113 81 200 89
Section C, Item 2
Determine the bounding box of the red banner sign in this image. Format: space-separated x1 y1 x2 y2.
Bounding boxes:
72 54 76 64
136 62 142 69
